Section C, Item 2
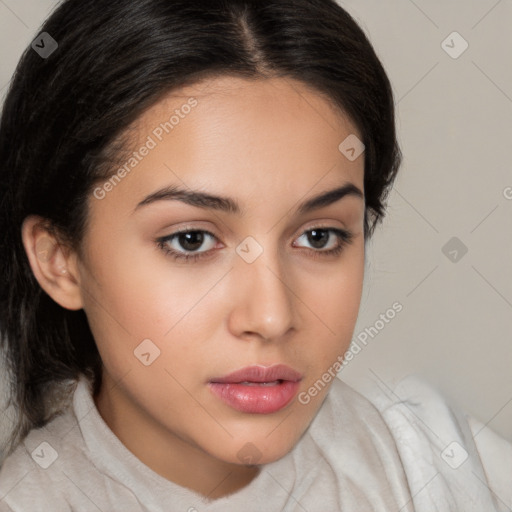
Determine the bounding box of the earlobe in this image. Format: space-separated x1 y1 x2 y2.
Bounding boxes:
21 215 84 311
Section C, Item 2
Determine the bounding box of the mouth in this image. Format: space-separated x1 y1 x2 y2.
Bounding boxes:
209 364 303 384
208 364 303 414
236 380 283 386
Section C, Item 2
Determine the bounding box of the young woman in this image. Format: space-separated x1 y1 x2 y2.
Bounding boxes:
0 0 510 510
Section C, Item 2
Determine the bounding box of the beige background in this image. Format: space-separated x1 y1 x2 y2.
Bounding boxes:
0 0 511 445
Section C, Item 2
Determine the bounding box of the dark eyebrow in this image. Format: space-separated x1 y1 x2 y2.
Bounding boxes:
296 183 363 215
133 182 363 216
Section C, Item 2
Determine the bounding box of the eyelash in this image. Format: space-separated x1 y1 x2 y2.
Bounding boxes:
156 226 354 263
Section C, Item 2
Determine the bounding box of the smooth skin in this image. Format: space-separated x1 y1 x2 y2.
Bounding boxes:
21 76 366 500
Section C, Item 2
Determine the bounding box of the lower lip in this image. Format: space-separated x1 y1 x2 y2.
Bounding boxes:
208 380 301 414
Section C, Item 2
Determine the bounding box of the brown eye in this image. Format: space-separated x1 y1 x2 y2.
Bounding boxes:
294 227 353 256
305 229 331 249
157 229 218 262
176 231 206 252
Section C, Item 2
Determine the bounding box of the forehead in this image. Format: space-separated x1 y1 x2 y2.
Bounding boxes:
137 74 361 144
90 75 365 220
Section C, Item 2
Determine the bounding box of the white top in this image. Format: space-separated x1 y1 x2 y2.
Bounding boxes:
0 372 510 511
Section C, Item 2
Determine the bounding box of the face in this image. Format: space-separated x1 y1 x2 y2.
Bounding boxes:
73 76 365 475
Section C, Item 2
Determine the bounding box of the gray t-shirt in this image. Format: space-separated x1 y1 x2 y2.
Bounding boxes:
0 373 510 511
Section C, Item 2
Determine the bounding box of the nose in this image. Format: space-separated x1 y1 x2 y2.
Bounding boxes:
226 244 296 342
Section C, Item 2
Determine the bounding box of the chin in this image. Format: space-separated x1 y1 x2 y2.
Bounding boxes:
216 432 301 467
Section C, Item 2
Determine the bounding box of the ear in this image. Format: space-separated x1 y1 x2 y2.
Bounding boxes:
21 215 83 311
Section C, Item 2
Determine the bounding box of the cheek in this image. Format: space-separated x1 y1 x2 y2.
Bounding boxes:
301 246 365 361
81 230 212 338
80 242 229 382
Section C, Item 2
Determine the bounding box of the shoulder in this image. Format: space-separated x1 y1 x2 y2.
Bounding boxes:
0 375 146 512
359 373 512 512
467 414 512 512
0 407 77 510
0 377 106 511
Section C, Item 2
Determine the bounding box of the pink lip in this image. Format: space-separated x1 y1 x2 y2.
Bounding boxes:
208 364 303 414
209 364 303 384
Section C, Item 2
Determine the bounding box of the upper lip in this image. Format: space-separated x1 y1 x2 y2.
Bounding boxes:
209 364 303 384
